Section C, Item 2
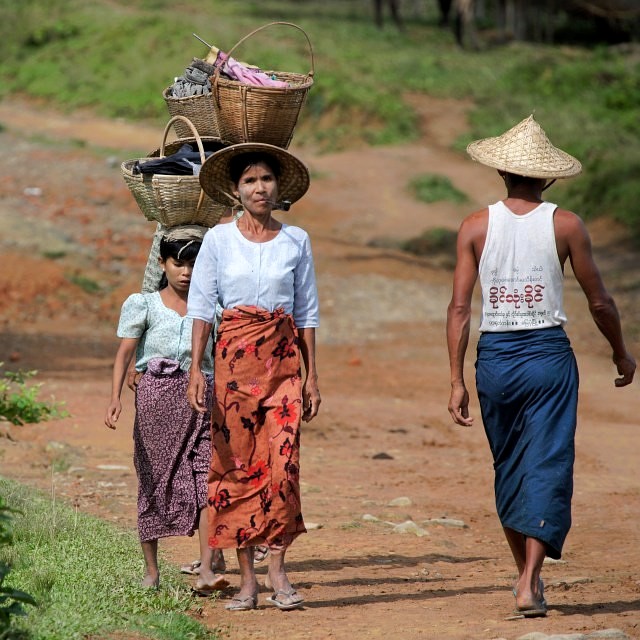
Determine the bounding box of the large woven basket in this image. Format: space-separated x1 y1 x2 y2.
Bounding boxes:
212 22 314 149
162 86 219 139
121 115 228 228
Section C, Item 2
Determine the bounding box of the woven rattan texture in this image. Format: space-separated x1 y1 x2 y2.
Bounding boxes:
199 142 310 207
467 115 581 178
163 87 219 139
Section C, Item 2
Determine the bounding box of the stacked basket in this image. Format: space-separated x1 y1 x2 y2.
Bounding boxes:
120 21 314 289
162 21 314 149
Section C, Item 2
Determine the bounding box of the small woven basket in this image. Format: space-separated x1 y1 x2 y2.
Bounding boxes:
212 22 314 149
162 86 219 138
121 115 228 228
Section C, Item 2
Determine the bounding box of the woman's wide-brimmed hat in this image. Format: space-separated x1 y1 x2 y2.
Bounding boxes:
466 115 582 179
199 142 310 207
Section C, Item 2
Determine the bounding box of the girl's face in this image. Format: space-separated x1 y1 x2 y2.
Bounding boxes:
234 161 278 215
160 256 196 293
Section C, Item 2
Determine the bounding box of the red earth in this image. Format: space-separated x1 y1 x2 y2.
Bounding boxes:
0 96 638 640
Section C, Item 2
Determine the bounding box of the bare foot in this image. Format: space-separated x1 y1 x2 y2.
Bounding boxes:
141 573 159 589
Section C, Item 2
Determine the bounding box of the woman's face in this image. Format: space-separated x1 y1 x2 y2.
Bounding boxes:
160 255 196 294
234 161 279 216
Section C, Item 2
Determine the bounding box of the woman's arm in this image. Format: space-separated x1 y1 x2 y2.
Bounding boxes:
105 337 139 429
298 327 320 422
188 319 214 413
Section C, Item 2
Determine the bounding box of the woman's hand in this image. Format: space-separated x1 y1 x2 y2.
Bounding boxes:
126 366 142 391
302 376 321 422
104 400 122 430
187 368 208 413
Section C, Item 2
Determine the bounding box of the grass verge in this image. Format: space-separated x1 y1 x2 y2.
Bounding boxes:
0 477 220 640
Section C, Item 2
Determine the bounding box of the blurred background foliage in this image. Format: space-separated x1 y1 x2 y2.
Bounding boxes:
0 0 638 235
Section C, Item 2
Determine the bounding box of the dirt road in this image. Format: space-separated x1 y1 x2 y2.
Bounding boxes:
0 96 638 640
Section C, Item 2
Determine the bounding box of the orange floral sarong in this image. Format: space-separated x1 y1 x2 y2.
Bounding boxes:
208 305 306 550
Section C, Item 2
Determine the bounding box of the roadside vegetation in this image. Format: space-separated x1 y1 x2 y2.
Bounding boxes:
0 478 219 640
0 366 67 428
0 0 637 231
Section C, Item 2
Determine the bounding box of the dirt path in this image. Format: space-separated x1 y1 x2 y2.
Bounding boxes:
0 96 639 640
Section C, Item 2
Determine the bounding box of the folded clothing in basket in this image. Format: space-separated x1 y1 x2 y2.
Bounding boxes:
133 144 214 176
170 64 212 98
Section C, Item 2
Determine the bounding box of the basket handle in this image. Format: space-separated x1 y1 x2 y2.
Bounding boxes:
160 115 207 213
212 21 314 93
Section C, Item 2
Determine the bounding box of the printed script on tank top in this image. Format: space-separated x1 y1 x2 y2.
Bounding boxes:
484 264 549 328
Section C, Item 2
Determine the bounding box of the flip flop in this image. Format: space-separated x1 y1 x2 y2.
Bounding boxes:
254 545 269 563
512 578 547 617
192 574 230 596
181 554 227 576
265 589 304 610
512 578 547 608
181 560 201 575
225 593 258 611
515 599 548 618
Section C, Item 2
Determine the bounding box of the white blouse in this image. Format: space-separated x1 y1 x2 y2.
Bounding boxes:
187 221 319 328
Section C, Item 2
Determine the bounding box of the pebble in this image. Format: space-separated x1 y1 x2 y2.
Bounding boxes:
305 521 323 530
362 514 380 522
45 440 68 451
549 576 592 588
96 464 130 471
423 517 468 528
388 496 412 507
387 520 429 537
372 452 394 460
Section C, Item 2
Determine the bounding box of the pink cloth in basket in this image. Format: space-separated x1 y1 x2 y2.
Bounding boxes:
214 50 290 88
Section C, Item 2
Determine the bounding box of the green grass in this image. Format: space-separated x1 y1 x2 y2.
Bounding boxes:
409 174 468 205
67 274 101 294
0 0 638 234
0 478 220 640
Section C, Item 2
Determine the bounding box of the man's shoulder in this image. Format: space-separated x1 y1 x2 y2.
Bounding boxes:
553 206 585 231
460 207 489 233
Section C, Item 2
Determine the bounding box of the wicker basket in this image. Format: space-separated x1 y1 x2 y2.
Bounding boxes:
121 115 228 228
212 22 314 149
162 86 219 139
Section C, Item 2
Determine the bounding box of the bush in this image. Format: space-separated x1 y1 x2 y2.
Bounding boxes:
0 366 68 427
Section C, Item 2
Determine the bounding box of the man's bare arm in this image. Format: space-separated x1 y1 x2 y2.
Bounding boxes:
447 214 483 425
558 209 635 386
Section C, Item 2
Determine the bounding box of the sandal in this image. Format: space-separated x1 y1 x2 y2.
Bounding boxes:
266 588 304 610
512 578 547 618
225 593 258 611
254 545 269 563
181 560 201 575
181 551 226 576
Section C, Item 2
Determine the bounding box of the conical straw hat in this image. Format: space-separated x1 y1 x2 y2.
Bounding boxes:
199 142 310 208
466 115 582 179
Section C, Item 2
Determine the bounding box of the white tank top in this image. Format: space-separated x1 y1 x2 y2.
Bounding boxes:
478 200 567 332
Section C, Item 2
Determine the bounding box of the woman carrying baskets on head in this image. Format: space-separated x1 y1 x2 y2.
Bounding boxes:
187 143 320 611
105 226 228 594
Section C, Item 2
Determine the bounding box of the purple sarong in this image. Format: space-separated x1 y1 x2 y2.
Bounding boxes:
134 357 212 542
